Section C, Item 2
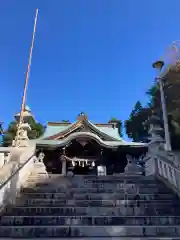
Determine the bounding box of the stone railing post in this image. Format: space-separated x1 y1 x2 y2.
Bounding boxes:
144 114 166 177
144 113 180 195
0 142 36 210
146 148 180 197
0 153 5 169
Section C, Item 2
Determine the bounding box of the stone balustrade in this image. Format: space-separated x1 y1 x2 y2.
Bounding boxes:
0 148 12 169
0 153 5 169
145 148 180 197
156 156 179 191
0 144 36 212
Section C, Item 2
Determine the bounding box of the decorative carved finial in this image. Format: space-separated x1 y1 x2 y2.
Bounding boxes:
24 105 31 112
77 112 88 121
79 112 85 116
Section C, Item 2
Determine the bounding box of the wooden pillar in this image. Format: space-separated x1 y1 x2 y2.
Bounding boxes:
61 147 67 176
62 160 67 175
97 148 107 176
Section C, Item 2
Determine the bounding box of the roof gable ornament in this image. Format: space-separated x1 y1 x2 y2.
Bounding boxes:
77 112 88 121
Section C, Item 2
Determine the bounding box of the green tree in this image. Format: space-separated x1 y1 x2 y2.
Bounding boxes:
108 118 123 137
146 83 160 111
125 101 151 142
3 121 17 146
0 122 3 134
131 101 143 116
110 117 118 121
126 66 180 148
0 122 3 145
3 119 45 146
61 120 70 123
146 79 180 149
27 118 45 139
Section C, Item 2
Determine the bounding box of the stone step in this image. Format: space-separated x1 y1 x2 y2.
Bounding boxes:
27 175 155 182
20 192 176 200
65 175 155 180
68 183 164 189
16 199 179 207
26 181 163 189
32 179 161 186
1 215 180 226
15 200 179 208
0 238 179 240
27 178 47 182
22 184 167 192
26 180 160 187
25 177 167 191
0 225 180 237
4 206 180 216
70 178 158 183
21 187 169 194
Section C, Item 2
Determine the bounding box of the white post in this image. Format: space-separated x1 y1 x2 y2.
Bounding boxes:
159 78 172 151
152 60 172 152
0 153 4 168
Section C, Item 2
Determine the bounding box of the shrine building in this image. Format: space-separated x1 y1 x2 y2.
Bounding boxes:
33 112 148 175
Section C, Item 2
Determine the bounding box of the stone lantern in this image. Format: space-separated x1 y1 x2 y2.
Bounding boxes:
14 105 35 123
13 105 34 147
148 114 165 151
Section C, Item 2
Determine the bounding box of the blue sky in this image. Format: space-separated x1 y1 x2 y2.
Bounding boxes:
1 0 180 137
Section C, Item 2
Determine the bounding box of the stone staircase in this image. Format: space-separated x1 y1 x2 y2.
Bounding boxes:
0 174 180 239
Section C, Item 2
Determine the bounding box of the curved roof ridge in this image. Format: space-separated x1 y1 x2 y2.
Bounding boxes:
88 120 124 141
84 119 118 141
39 118 124 142
34 131 147 148
39 121 78 139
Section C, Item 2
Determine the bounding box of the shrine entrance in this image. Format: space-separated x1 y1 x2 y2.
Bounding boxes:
73 165 90 175
42 149 62 174
70 163 96 175
65 139 100 175
38 137 147 176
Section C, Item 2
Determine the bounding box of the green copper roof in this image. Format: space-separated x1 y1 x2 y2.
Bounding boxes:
40 124 74 139
94 126 122 141
34 132 147 148
41 120 122 141
36 119 147 148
